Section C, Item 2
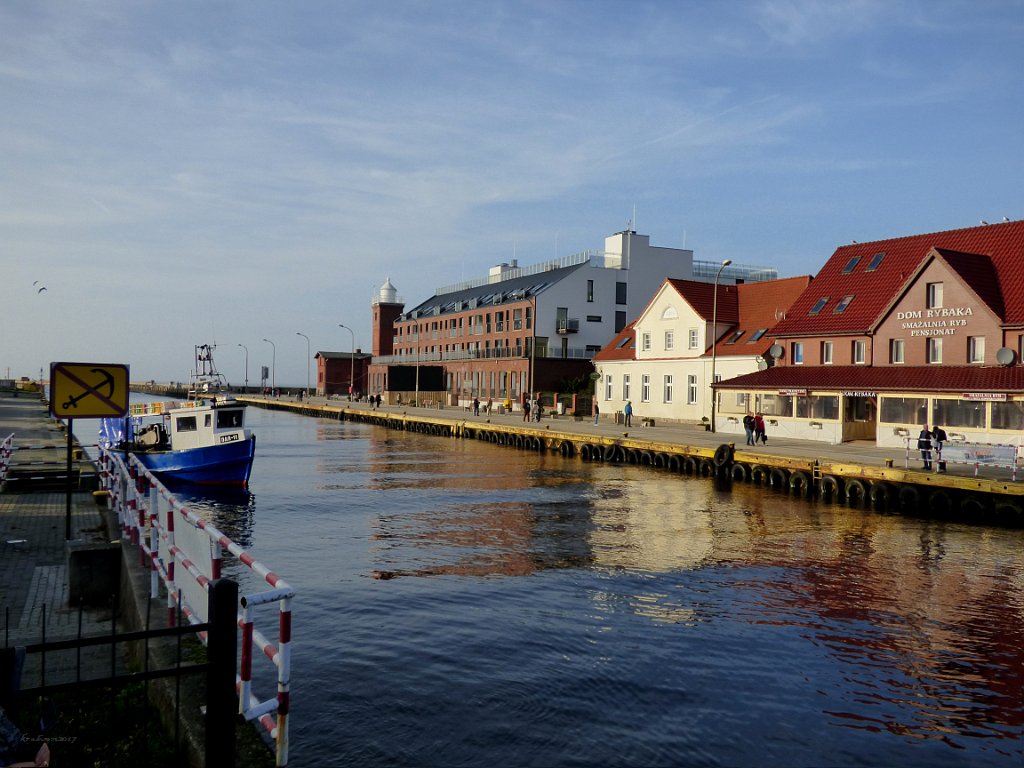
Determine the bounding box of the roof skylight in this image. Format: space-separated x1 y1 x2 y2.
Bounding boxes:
833 295 854 314
809 297 830 315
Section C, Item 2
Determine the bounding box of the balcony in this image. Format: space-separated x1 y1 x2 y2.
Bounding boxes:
556 318 580 334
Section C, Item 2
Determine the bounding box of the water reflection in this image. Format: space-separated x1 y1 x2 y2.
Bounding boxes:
168 484 257 550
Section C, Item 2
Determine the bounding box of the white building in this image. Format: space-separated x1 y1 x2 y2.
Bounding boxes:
593 276 810 425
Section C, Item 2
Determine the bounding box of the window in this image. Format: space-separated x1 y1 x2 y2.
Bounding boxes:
796 395 840 420
616 336 631 348
792 342 804 364
992 401 1024 430
641 333 651 351
968 336 985 364
726 330 744 344
641 374 650 403
833 295 854 314
623 374 631 400
217 410 243 428
842 256 861 274
809 297 829 315
880 396 927 425
927 282 943 309
615 282 627 305
932 398 986 429
852 339 866 364
687 374 697 404
176 416 197 432
586 315 602 323
865 252 885 271
688 329 699 349
749 328 767 342
587 280 594 303
927 337 942 363
604 375 613 400
664 375 673 403
615 311 626 332
821 341 833 364
890 339 905 364
664 331 674 351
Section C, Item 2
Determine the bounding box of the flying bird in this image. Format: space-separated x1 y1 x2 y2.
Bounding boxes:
33 281 47 293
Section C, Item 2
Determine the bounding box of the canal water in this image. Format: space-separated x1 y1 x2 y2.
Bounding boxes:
180 405 1023 768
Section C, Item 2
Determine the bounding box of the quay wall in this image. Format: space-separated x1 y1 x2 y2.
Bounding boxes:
238 396 1024 527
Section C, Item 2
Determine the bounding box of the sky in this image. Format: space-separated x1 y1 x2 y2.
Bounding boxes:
2 0 1022 388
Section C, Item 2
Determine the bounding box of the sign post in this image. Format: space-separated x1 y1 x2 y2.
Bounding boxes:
49 362 129 539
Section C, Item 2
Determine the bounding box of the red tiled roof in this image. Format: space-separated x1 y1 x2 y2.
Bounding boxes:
770 220 1024 337
714 276 813 357
716 365 1024 393
665 279 738 322
592 321 636 362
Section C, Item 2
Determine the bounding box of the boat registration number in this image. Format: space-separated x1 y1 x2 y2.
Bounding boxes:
219 434 240 444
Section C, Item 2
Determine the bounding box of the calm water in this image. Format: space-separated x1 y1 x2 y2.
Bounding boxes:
180 406 1023 768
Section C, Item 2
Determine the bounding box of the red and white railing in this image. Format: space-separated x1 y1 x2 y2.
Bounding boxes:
0 433 13 483
99 447 294 767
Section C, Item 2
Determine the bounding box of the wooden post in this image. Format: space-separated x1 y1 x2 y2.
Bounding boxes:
206 578 238 767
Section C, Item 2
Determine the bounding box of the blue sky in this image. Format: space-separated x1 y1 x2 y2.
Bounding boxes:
2 0 1022 387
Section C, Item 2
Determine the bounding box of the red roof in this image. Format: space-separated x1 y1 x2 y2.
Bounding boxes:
716 365 1024 393
592 321 636 362
770 220 1024 337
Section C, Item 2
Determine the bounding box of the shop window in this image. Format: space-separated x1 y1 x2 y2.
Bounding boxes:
991 401 1024 430
821 341 833 365
926 282 943 309
932 398 985 429
927 337 942 364
890 339 905 364
968 336 985 364
796 395 840 420
760 394 794 417
852 340 866 364
879 396 927 424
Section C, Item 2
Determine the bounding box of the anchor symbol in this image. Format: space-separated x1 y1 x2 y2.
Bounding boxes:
62 368 116 410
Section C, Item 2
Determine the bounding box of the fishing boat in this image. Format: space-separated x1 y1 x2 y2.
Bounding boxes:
101 344 256 486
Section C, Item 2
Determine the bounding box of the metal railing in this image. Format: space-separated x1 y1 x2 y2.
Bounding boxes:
99 447 294 766
0 433 12 483
902 436 1021 480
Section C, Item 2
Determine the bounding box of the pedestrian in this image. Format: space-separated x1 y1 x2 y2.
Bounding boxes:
593 401 600 426
743 413 755 445
535 400 543 422
486 397 492 414
473 397 480 416
623 400 633 427
754 412 767 444
917 424 932 470
376 394 382 408
522 399 531 422
932 425 948 472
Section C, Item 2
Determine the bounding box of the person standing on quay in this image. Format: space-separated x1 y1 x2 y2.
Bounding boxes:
743 413 755 446
754 412 767 444
623 400 633 428
932 425 948 472
522 398 531 422
917 424 933 470
593 401 600 426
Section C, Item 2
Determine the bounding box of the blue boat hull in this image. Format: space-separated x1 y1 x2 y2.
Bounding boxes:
130 435 256 486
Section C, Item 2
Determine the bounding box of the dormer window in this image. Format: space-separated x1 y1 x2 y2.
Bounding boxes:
809 297 829 315
833 295 854 314
842 256 861 274
865 252 885 271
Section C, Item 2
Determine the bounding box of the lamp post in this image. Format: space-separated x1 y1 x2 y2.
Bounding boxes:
237 343 249 393
262 338 276 393
338 324 355 400
709 259 732 434
296 332 311 397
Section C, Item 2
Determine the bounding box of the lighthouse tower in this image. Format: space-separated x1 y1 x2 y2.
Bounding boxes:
372 277 404 357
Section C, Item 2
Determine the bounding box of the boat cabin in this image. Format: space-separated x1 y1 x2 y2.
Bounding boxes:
168 398 249 452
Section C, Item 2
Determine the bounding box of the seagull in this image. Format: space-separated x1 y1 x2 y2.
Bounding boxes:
37 286 47 293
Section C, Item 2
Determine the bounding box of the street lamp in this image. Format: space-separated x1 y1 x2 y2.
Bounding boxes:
709 259 732 434
296 332 310 397
237 343 249 393
338 324 355 400
262 338 276 393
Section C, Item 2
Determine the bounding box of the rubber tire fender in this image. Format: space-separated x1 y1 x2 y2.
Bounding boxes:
820 475 842 499
928 489 953 515
769 467 789 490
898 484 921 513
788 470 812 496
845 478 867 505
603 444 617 462
713 443 733 468
730 463 751 482
750 465 770 485
683 456 698 475
667 454 682 472
869 482 894 510
699 459 716 477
